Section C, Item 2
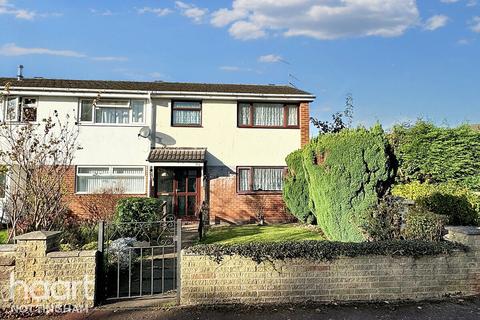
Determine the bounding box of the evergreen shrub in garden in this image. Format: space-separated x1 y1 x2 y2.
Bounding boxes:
392 182 480 226
402 207 448 241
283 149 314 223
115 197 165 223
391 121 480 191
301 125 395 242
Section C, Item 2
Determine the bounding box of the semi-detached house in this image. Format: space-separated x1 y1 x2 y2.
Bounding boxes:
0 77 315 224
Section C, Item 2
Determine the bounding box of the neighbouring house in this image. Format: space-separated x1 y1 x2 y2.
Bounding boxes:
0 73 314 224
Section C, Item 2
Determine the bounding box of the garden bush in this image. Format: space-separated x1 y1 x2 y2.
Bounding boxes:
283 149 314 223
301 125 396 242
402 207 448 241
361 196 403 241
392 182 480 226
187 240 467 264
391 121 480 191
115 197 165 223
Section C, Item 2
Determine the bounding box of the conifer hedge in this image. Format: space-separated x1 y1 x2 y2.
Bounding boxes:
283 150 313 223
283 125 396 242
391 121 480 191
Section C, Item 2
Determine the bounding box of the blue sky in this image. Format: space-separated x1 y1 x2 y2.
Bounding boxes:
1 0 479 129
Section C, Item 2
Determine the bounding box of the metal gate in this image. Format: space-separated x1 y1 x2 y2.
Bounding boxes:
98 215 181 303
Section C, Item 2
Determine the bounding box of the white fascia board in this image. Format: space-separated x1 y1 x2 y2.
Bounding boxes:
148 162 204 167
1 86 315 102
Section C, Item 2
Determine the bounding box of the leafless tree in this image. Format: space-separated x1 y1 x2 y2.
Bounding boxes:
0 83 80 240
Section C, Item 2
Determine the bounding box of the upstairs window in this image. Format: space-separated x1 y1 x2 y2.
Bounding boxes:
172 101 202 127
238 103 299 128
80 99 145 124
3 97 38 122
237 167 285 193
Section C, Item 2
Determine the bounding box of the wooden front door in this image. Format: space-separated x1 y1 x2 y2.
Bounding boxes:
154 167 201 219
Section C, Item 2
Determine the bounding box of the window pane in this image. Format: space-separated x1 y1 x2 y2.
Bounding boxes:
156 168 174 193
77 175 144 193
22 106 37 122
178 197 186 216
238 169 250 191
113 167 143 175
238 104 251 126
253 168 283 191
287 105 298 126
78 167 109 175
172 110 201 125
253 104 284 127
6 97 18 121
132 100 144 123
173 101 201 109
95 107 130 124
187 196 196 216
81 100 93 122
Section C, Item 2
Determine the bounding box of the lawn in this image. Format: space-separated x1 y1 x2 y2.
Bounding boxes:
199 224 324 245
0 229 8 244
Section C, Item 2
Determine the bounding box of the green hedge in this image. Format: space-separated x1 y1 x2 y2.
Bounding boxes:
187 240 467 264
391 121 480 191
392 182 480 226
115 197 165 223
403 207 448 241
283 149 313 223
301 125 395 242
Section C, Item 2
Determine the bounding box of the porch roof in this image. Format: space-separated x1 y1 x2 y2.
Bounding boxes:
147 147 206 163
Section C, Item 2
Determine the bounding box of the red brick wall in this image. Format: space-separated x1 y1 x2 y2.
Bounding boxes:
209 174 296 225
300 102 310 146
62 166 147 219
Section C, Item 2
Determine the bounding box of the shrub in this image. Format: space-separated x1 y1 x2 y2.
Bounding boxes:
283 150 314 223
391 121 480 191
392 182 480 226
402 207 448 241
115 197 165 223
361 196 403 241
187 240 467 264
301 125 396 242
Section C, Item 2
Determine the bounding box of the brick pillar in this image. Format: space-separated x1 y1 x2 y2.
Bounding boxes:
445 226 480 294
13 231 61 305
299 102 310 146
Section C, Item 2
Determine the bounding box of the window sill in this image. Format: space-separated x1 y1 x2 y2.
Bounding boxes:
237 191 283 195
77 123 147 128
237 125 300 129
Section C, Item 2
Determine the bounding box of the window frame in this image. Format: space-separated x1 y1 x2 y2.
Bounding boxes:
2 96 39 123
237 102 300 129
75 165 146 194
171 100 203 127
78 98 146 125
236 166 287 194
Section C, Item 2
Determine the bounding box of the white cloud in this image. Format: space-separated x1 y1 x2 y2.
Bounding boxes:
136 7 172 16
441 0 477 6
0 0 36 20
258 54 283 63
423 15 449 31
90 9 115 16
210 0 420 40
0 43 128 62
175 1 208 23
0 43 86 57
219 65 254 72
469 16 480 32
440 0 460 3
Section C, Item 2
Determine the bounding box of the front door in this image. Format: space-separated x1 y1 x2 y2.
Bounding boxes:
154 167 200 219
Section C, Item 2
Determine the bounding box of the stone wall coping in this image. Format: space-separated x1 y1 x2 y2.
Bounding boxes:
14 230 62 241
0 244 16 252
47 250 97 258
446 226 480 235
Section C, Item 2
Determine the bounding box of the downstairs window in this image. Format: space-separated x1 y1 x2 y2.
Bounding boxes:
237 167 285 193
76 166 145 194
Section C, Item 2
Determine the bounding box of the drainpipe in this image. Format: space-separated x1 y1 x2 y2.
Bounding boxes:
147 91 155 198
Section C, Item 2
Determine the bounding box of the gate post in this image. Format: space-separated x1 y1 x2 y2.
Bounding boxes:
176 219 182 305
96 221 105 304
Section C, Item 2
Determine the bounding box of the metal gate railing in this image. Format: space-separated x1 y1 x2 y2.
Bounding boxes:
97 216 181 303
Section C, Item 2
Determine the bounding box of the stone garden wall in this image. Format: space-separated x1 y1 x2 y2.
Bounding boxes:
181 227 480 305
0 231 97 310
